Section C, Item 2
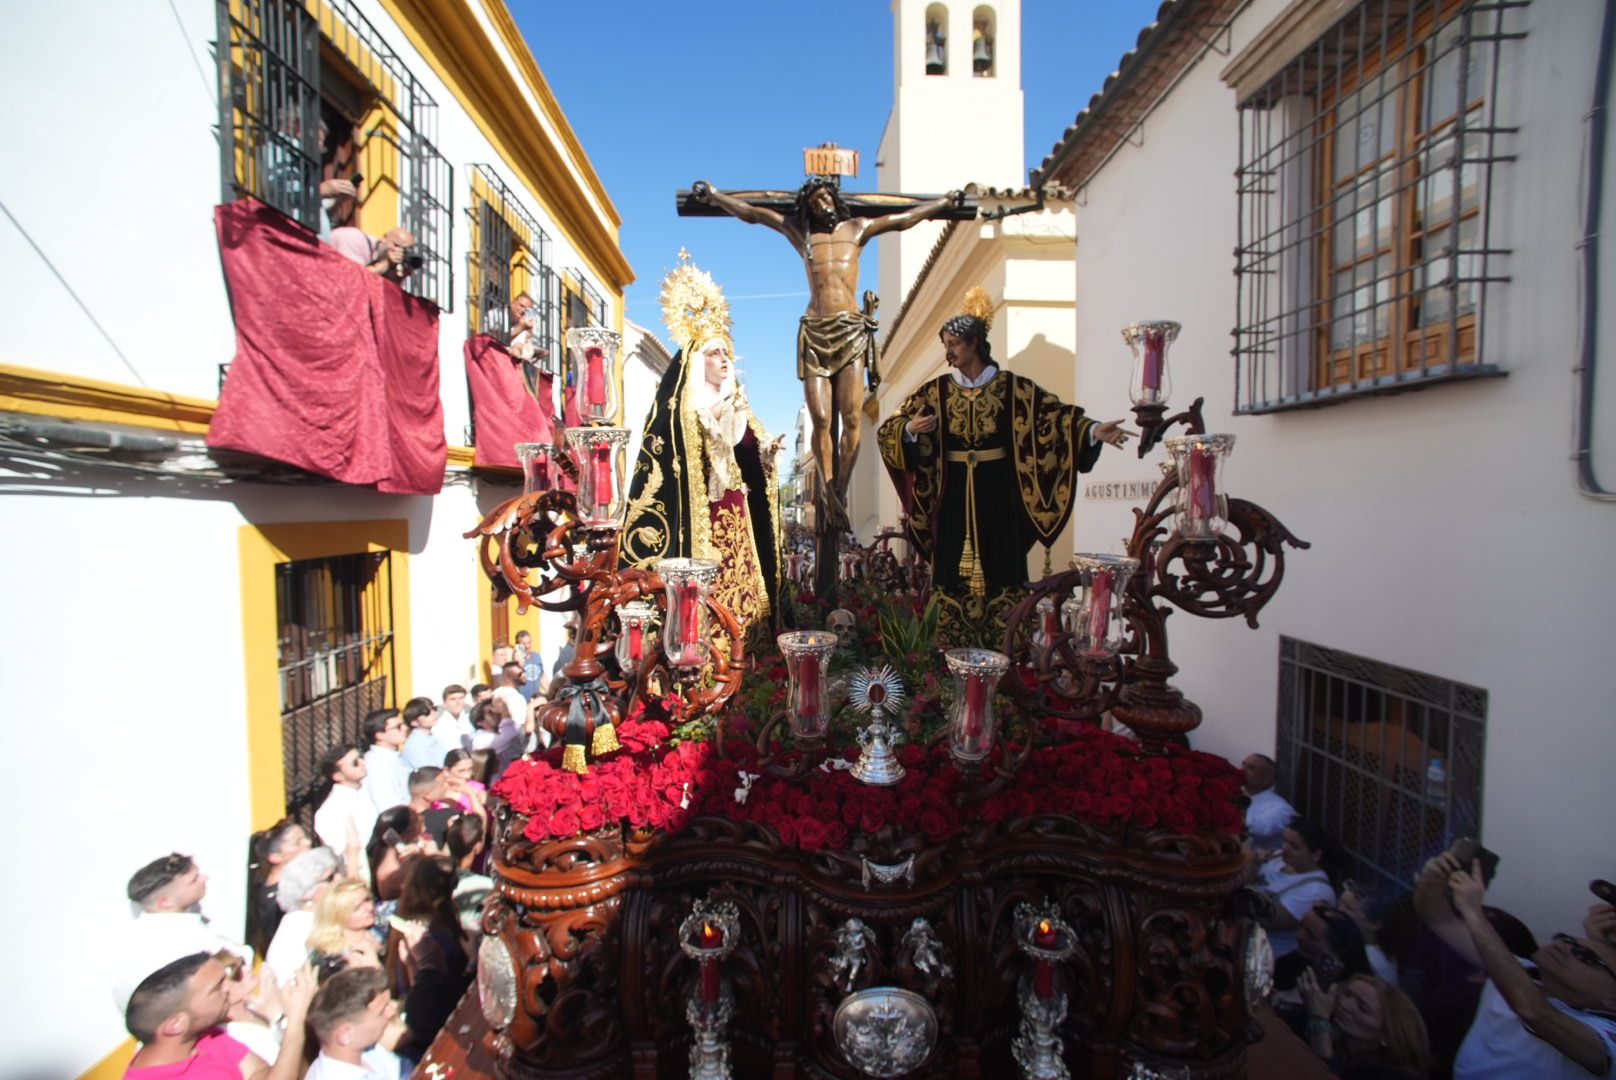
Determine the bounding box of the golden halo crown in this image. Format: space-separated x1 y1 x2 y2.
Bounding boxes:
659 248 732 353
960 286 994 330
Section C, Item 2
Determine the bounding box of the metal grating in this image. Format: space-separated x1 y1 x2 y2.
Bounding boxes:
217 0 454 310
466 163 551 340
276 551 395 822
1233 0 1525 413
1276 636 1487 893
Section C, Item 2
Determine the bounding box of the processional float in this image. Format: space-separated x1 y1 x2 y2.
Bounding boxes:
432 313 1305 1078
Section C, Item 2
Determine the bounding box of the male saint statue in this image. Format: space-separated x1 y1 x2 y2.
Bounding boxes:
878 289 1130 648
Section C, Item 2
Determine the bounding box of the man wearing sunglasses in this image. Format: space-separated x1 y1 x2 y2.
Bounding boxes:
1416 849 1616 1078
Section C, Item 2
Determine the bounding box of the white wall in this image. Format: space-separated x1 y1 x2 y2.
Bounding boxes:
0 0 619 436
0 2 626 1071
1068 0 1616 937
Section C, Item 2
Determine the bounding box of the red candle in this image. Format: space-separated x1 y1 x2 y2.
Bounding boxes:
628 622 643 660
533 453 550 491
963 673 985 737
699 921 722 1004
585 346 606 410
1086 569 1113 653
1041 606 1058 640
798 652 821 719
591 441 613 516
1141 327 1165 392
1033 918 1058 999
678 582 700 645
1187 445 1217 523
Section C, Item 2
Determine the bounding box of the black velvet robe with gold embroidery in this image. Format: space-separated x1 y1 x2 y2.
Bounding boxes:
877 368 1101 647
620 349 781 635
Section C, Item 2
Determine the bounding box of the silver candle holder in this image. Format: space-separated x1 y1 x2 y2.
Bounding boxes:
679 899 740 1080
1012 900 1077 1080
848 665 907 787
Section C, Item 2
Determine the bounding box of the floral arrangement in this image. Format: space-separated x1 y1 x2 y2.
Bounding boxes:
493 700 1244 848
493 575 1244 851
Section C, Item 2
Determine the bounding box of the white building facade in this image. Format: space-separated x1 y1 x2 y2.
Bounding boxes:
0 1 632 1073
1041 0 1616 937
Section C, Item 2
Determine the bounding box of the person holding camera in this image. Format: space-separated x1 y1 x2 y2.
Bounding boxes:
1416 848 1616 1078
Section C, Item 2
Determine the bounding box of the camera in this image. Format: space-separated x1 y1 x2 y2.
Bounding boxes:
400 247 424 272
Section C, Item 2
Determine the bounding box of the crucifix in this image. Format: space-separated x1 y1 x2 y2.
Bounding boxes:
677 153 977 601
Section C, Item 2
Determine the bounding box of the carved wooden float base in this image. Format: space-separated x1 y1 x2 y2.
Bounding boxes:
440 815 1260 1079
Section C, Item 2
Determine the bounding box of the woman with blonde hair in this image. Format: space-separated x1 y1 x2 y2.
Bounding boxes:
306 878 382 969
1299 970 1430 1079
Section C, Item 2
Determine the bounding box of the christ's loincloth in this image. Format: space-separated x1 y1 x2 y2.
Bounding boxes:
797 311 878 380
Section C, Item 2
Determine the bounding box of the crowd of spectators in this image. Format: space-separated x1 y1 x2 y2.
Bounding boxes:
111 644 1612 1078
114 636 564 1077
1244 753 1616 1079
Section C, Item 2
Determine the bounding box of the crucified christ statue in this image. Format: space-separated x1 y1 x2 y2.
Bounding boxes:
689 177 964 531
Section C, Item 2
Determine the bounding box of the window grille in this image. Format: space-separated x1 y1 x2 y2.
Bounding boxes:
276 551 395 821
1233 0 1524 413
1276 636 1487 894
564 269 608 330
217 0 454 310
466 164 551 340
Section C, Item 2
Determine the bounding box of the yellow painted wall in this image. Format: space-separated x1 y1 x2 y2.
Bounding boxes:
237 519 413 830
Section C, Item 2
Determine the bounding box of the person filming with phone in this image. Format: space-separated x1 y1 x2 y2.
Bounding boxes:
1416 842 1616 1078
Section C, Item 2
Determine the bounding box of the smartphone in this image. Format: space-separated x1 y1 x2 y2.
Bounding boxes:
1450 837 1501 886
1592 879 1616 906
382 827 407 855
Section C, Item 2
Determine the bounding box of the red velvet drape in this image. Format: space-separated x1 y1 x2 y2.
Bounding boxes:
207 199 447 495
463 334 555 469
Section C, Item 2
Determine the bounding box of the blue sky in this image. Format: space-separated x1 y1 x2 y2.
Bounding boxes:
516 1 1163 441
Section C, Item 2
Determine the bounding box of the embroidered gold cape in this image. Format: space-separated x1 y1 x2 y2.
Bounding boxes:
876 369 1101 646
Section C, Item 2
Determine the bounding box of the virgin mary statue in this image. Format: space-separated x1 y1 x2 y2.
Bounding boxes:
620 252 784 634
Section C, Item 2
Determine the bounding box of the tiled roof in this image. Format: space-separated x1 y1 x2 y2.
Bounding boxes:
1031 0 1244 190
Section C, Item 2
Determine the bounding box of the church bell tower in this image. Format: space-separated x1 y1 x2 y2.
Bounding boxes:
876 0 1025 317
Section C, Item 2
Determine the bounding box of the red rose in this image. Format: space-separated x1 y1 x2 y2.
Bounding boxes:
898 743 926 768
578 804 606 832
1131 802 1159 828
823 821 849 850
919 809 953 843
774 816 799 845
796 817 828 850
549 807 581 837
1109 794 1134 820
1166 806 1197 834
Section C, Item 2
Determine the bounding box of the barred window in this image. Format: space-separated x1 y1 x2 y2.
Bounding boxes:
1233 0 1523 412
217 0 454 310
563 269 609 331
1276 637 1487 893
276 551 396 822
466 164 551 340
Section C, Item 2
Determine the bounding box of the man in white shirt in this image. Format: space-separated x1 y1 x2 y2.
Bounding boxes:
1242 753 1295 855
1418 849 1616 1079
359 708 410 813
494 661 544 750
430 683 472 751
313 746 377 876
114 853 254 1014
304 966 403 1080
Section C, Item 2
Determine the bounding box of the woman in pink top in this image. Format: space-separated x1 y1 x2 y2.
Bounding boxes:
438 750 488 821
